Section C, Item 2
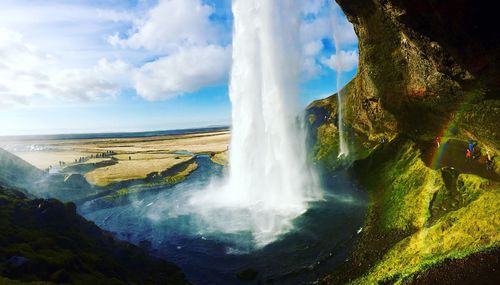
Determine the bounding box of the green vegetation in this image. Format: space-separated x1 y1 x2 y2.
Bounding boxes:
314 123 340 165
353 175 498 284
310 0 500 282
0 148 44 192
99 161 199 204
165 162 198 184
85 155 192 187
0 185 189 284
210 151 228 166
376 141 444 230
322 138 500 284
0 148 97 202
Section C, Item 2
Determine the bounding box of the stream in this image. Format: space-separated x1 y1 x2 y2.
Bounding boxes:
79 156 367 284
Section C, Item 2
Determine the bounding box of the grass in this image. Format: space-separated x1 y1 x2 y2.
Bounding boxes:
85 155 192 187
354 188 499 284
11 151 89 170
378 141 445 230
103 161 199 201
313 123 340 170
113 152 176 160
0 185 189 284
7 130 229 171
165 162 198 185
340 138 500 284
210 151 228 166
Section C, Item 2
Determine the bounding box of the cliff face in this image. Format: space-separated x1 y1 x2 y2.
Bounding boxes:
307 1 500 283
309 0 499 158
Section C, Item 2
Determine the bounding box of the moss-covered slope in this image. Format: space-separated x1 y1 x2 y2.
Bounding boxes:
320 138 499 284
0 185 189 285
306 1 500 282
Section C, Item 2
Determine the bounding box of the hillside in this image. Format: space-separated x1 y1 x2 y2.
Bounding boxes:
0 148 45 193
0 184 189 284
0 148 98 202
307 0 500 283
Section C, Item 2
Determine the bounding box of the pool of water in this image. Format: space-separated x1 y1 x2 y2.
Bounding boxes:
79 156 367 284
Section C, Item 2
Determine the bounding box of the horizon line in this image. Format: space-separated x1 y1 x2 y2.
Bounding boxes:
0 125 231 141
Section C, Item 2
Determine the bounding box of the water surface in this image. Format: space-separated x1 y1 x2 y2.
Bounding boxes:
80 157 367 284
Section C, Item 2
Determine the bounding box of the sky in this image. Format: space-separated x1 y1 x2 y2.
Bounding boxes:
0 0 358 136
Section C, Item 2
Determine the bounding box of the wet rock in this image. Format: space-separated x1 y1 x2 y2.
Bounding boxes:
237 268 259 281
6 256 28 268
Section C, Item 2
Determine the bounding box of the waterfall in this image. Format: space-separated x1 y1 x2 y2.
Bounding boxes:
188 0 322 247
331 5 349 157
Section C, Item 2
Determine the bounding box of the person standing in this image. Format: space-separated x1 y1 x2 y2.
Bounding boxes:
486 151 494 170
435 136 441 148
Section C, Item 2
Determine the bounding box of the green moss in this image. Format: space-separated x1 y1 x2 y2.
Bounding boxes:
344 138 500 284
308 114 316 125
314 123 340 165
0 185 189 284
102 162 198 202
358 139 444 231
104 188 130 201
456 174 489 203
353 186 499 284
165 162 198 185
210 152 228 166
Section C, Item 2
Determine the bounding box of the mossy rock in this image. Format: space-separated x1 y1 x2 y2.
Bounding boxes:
323 137 500 284
0 184 189 284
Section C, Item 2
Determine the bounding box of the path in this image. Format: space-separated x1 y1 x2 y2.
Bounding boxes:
420 139 499 181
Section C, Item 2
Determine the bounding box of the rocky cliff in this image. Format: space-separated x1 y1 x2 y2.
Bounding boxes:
307 0 500 284
308 0 499 163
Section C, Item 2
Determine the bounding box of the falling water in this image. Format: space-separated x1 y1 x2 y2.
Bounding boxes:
331 6 349 157
187 0 322 247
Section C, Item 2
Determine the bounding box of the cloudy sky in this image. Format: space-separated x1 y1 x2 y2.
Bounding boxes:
0 0 358 136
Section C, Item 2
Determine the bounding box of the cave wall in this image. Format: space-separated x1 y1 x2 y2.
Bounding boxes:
307 1 500 283
310 0 499 152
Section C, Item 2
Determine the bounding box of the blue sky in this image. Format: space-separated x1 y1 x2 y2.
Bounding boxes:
0 0 358 135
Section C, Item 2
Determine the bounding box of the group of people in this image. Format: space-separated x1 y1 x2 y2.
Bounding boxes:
45 150 116 173
465 140 494 170
92 150 114 159
465 139 495 170
75 151 116 163
75 156 89 164
465 140 474 161
435 136 495 171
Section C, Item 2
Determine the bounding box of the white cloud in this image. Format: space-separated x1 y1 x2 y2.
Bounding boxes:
298 2 358 79
0 27 52 104
109 0 231 101
303 40 323 57
0 0 359 108
50 59 132 101
109 0 222 52
330 4 358 46
321 49 358 72
0 0 231 106
0 27 131 105
134 45 230 100
301 0 327 15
